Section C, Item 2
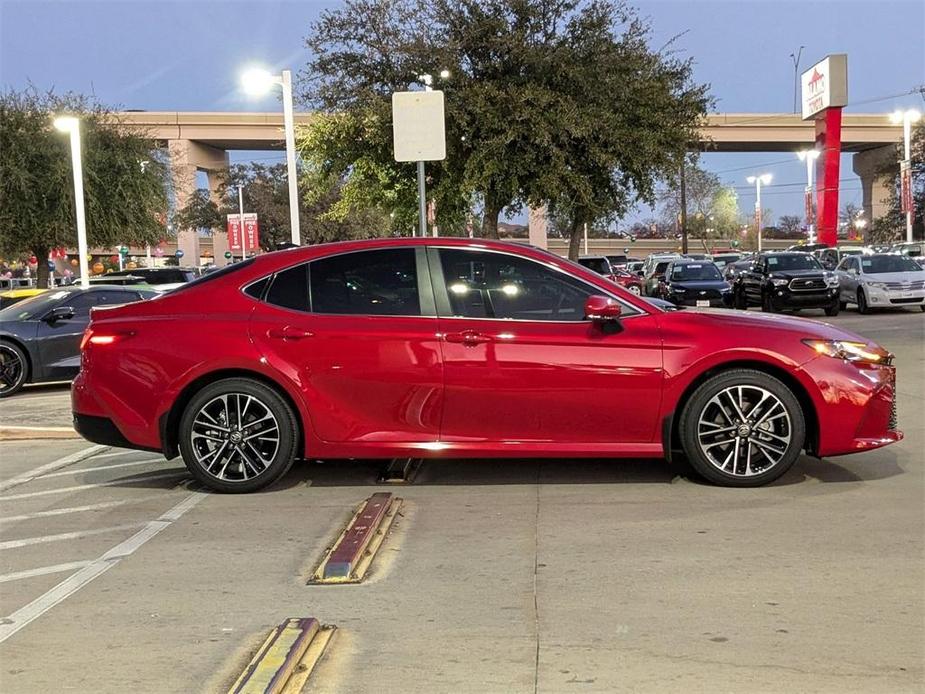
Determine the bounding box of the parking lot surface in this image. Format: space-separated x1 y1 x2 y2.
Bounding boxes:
0 308 922 693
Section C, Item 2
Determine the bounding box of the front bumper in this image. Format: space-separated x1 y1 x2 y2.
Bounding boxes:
771 286 839 308
865 286 925 307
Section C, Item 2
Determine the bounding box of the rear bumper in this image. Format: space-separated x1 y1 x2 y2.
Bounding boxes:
73 412 160 453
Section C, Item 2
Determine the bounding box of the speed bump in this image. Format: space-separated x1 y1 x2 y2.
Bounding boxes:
228 617 335 694
310 492 402 584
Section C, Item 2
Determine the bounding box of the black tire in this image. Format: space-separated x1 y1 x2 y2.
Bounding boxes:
0 341 28 398
856 288 870 315
920 305 925 312
178 378 299 493
678 369 806 487
824 300 840 317
734 287 748 310
839 301 848 311
761 291 776 313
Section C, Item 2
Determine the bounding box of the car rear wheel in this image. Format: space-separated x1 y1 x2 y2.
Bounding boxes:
678 369 805 487
628 285 641 296
0 342 27 398
856 288 870 315
178 378 299 493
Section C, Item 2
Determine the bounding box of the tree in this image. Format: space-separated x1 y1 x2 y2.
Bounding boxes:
778 214 803 237
871 121 924 243
298 0 709 254
0 87 168 287
660 157 739 248
174 162 392 250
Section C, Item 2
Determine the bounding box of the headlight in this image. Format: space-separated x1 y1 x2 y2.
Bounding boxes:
802 339 892 365
771 278 789 287
867 281 889 290
824 272 839 287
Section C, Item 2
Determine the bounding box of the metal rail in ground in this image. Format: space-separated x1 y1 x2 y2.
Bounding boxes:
228 617 335 694
377 457 422 484
310 492 402 584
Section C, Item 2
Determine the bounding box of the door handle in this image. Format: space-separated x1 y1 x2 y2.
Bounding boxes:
267 326 313 341
444 330 492 346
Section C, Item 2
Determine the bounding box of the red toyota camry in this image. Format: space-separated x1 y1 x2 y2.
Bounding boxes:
72 239 901 493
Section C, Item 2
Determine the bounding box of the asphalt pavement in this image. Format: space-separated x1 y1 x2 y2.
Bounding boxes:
0 306 922 693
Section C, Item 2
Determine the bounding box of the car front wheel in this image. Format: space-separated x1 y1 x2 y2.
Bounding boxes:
628 285 641 296
857 288 870 315
0 342 28 398
178 378 299 493
678 369 806 487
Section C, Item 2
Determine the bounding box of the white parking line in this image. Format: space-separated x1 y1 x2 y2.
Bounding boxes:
42 458 164 478
0 523 143 550
90 450 151 460
0 496 168 524
0 561 93 584
0 445 109 492
0 491 208 643
0 471 187 502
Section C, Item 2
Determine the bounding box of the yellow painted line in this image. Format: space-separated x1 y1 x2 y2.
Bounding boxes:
310 496 402 584
229 618 335 694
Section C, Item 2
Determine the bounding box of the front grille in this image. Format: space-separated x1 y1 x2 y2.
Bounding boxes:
889 370 898 431
683 289 722 300
889 298 922 304
789 277 827 291
885 279 925 290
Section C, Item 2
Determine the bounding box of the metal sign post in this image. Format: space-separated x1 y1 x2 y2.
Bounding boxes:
392 90 446 237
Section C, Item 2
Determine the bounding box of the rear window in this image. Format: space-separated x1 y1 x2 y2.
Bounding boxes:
162 259 256 295
578 258 611 275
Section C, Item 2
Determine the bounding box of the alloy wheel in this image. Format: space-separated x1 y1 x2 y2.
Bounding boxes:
629 285 641 295
0 344 25 397
696 385 792 477
189 392 281 482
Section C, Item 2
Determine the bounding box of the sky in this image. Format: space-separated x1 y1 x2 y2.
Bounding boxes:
2 0 923 226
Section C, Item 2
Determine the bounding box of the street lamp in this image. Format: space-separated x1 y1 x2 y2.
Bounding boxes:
241 66 301 245
797 149 820 244
890 109 921 243
53 116 90 289
746 173 772 252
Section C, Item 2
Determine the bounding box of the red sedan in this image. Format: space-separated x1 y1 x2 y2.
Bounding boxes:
72 238 901 492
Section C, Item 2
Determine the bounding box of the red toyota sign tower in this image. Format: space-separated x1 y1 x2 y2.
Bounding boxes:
801 54 848 247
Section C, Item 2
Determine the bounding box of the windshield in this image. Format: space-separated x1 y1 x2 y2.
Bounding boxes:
0 289 72 321
767 254 822 271
578 258 610 275
861 255 924 274
670 263 722 281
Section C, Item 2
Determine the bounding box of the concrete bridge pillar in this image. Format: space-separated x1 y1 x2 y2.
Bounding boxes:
168 139 230 266
853 145 898 226
528 204 549 249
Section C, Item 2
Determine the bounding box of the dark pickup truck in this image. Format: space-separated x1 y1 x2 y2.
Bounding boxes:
732 252 841 316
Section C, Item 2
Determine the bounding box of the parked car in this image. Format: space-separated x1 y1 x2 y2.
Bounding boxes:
658 260 732 307
0 278 34 292
625 261 644 276
711 253 741 270
0 285 158 397
0 288 46 310
890 241 924 259
103 267 198 292
682 253 712 261
786 242 830 253
641 255 681 296
604 254 628 269
73 239 901 493
577 256 616 279
732 252 840 315
835 253 925 313
723 256 756 282
611 268 643 295
813 246 865 270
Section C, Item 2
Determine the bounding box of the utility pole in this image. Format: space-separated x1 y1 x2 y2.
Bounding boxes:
679 158 689 255
790 46 804 114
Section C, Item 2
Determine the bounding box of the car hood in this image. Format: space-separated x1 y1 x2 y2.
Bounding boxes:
863 271 925 282
666 307 873 344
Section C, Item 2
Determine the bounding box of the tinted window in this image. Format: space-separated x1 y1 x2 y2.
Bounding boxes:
310 248 420 316
578 258 611 275
69 291 136 316
266 264 309 311
244 277 270 300
438 249 599 321
861 255 923 274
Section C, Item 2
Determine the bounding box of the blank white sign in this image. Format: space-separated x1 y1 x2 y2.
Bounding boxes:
392 90 446 162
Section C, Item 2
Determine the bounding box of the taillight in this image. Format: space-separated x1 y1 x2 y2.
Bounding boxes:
81 328 133 350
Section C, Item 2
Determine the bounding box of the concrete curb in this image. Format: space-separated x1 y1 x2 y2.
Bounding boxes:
0 426 80 441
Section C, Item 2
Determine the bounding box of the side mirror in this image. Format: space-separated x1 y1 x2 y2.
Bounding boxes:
584 295 622 323
44 306 74 323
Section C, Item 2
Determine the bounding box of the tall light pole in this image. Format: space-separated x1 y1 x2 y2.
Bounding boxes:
53 116 90 289
797 149 820 244
746 173 772 252
891 109 921 243
789 46 804 114
241 67 301 245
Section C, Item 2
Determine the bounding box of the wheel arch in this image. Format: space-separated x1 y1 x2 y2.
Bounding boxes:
663 359 820 461
160 368 305 460
0 335 33 383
